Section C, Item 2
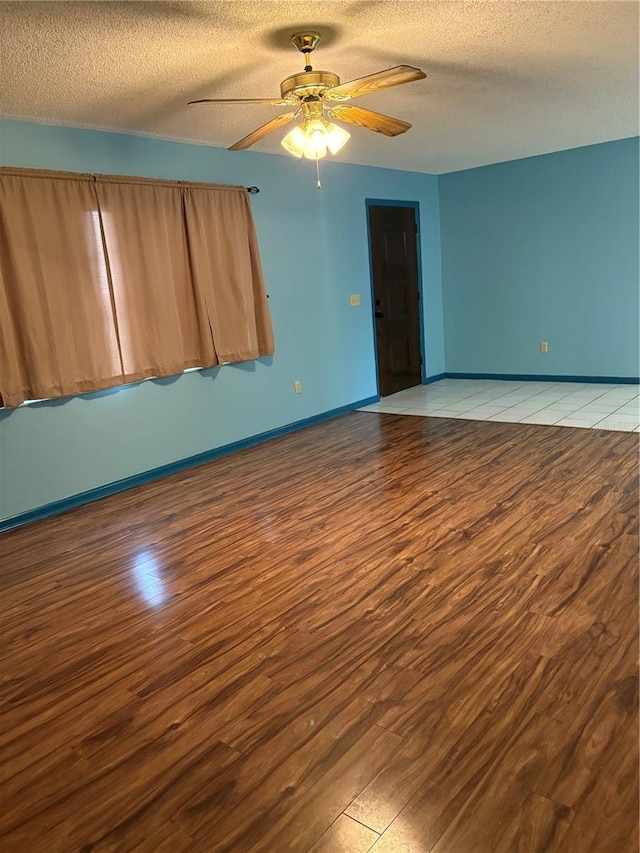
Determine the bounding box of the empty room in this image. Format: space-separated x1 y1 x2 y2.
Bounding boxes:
0 2 638 851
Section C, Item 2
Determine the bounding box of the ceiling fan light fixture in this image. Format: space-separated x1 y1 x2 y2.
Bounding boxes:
281 117 350 160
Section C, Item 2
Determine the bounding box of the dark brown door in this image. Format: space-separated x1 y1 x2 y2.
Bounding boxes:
368 205 422 397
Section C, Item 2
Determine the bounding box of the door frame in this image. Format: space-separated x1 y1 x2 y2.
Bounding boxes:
365 198 427 397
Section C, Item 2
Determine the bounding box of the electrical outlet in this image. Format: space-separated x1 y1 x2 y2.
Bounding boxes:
540 341 549 353
349 294 361 307
294 380 302 394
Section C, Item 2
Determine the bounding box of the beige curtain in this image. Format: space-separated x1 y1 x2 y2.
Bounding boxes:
95 177 216 381
184 186 274 362
0 168 273 408
0 170 124 407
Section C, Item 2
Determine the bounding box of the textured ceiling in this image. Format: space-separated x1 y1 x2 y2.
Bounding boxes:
1 1 638 173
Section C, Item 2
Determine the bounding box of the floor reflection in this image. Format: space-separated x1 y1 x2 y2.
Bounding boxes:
132 550 166 607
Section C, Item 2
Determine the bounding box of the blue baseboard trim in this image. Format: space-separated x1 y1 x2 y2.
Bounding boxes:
0 396 378 533
444 372 639 385
424 373 446 385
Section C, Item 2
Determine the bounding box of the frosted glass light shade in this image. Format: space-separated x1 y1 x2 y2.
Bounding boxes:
326 122 350 154
303 119 328 159
281 125 306 158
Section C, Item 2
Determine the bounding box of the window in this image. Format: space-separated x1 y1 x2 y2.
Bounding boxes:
0 168 274 408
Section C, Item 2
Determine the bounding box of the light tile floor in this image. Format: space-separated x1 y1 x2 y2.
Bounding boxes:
359 379 640 432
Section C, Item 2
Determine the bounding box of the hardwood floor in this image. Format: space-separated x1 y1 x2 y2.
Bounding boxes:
1 412 638 852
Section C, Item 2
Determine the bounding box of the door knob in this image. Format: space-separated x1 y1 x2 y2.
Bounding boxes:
375 311 384 319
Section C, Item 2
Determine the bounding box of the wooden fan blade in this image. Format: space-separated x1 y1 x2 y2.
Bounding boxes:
325 65 426 101
327 105 411 137
228 111 299 151
189 98 289 106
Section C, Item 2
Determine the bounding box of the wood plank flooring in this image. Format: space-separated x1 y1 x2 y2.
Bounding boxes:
1 412 638 852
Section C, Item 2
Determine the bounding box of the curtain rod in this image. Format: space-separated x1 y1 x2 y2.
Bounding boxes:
1 167 260 194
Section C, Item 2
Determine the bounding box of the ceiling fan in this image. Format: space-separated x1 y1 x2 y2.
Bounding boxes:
188 32 426 159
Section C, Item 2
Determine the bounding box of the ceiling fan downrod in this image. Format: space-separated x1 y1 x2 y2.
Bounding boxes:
291 32 321 72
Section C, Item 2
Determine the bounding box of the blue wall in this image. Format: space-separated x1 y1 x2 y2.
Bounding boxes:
0 119 444 522
1 123 637 524
439 138 639 378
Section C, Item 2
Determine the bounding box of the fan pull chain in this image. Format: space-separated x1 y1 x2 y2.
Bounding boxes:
315 156 322 190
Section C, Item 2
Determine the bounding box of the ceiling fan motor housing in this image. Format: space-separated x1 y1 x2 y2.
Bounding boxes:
280 70 341 102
